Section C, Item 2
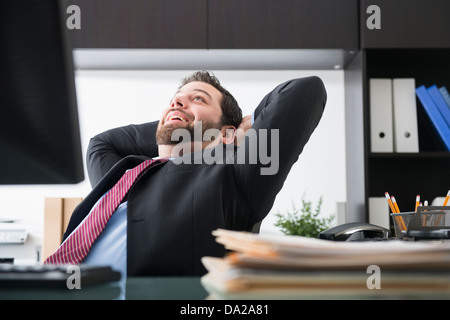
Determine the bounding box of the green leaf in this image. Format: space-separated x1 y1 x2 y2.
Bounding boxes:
274 195 334 238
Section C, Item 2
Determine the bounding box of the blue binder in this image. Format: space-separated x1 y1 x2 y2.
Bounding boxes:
428 85 450 129
439 86 450 109
415 85 450 151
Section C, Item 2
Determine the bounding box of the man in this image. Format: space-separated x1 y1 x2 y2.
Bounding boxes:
51 71 326 279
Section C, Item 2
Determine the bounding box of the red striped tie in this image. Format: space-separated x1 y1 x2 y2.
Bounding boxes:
44 158 168 265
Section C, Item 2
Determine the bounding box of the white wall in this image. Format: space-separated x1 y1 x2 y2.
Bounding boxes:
0 70 346 262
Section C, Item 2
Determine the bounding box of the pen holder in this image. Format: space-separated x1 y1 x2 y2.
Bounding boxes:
391 212 415 238
391 206 448 239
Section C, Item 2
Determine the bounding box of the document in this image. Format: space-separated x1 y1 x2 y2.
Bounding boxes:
201 229 450 299
209 229 450 270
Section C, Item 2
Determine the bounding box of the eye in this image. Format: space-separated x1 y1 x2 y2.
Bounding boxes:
193 95 205 103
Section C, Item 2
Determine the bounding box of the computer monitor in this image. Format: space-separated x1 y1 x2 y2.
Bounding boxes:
0 0 84 184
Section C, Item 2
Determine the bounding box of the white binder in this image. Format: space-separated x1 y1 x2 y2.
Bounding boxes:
370 79 393 152
368 197 390 230
392 78 419 153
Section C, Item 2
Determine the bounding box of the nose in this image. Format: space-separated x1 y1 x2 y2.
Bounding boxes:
171 95 186 109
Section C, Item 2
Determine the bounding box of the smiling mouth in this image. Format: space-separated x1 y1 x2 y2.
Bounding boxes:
167 115 186 122
165 111 191 124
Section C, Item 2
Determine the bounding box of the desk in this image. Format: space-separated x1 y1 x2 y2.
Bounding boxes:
0 277 206 300
126 277 207 300
1 282 121 300
2 276 449 300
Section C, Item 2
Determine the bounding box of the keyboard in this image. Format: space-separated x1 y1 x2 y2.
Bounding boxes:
0 264 121 289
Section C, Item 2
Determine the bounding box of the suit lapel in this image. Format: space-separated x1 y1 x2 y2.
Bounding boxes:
62 155 147 241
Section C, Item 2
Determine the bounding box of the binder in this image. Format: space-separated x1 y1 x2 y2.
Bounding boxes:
428 85 450 129
392 78 419 153
415 85 450 151
369 79 393 152
368 197 389 229
439 86 450 109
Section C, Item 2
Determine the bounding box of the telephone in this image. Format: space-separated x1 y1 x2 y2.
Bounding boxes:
319 222 389 241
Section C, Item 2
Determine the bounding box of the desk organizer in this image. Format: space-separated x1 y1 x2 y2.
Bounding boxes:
391 206 449 239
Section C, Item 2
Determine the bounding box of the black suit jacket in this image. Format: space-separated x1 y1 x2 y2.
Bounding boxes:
63 76 327 276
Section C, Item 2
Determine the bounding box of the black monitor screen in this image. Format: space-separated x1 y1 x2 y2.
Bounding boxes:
0 0 84 184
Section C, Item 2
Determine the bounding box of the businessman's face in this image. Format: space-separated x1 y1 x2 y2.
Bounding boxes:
156 81 224 145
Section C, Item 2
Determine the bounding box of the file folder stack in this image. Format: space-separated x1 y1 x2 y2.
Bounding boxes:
369 78 450 152
201 229 450 299
369 78 419 153
416 85 450 151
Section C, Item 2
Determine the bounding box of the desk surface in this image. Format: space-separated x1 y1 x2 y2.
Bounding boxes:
126 277 207 300
0 277 206 300
3 276 449 300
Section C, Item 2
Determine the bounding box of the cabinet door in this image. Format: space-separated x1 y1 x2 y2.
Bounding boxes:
361 0 450 48
208 0 358 49
66 0 207 48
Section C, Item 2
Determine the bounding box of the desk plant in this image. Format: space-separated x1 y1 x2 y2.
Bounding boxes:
275 196 334 238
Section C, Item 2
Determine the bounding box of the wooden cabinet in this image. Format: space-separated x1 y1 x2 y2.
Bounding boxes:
208 0 358 49
66 0 208 48
66 0 358 50
360 0 450 48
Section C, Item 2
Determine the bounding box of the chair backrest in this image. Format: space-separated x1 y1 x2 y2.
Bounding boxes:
251 220 262 233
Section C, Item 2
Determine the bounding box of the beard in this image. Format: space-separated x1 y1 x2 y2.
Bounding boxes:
156 120 222 145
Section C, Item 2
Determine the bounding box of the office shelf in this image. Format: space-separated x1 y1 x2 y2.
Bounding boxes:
368 152 450 159
345 0 450 221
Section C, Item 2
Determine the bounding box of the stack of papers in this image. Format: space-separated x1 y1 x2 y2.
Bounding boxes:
201 229 450 299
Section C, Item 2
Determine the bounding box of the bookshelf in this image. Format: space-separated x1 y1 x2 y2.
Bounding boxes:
345 0 450 223
365 48 450 214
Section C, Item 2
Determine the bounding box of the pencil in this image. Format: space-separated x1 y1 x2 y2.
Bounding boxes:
444 190 450 206
391 195 407 231
385 192 396 213
391 196 400 213
415 195 420 212
386 192 407 232
434 190 450 226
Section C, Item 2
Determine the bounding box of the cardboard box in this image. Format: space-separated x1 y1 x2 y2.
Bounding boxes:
43 198 82 261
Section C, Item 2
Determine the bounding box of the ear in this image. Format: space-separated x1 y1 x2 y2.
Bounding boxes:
221 125 236 145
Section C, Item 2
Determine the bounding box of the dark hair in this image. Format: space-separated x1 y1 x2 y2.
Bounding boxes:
180 71 242 128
